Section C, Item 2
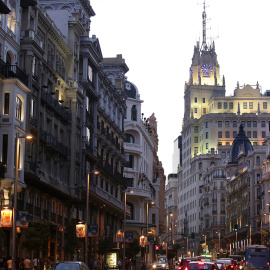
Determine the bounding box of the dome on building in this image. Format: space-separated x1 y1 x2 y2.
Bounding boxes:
124 80 139 99
229 124 253 164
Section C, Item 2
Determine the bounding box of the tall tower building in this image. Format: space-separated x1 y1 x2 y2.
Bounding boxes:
177 1 270 256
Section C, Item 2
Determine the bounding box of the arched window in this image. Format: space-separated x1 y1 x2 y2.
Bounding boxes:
124 133 135 143
131 105 137 121
15 96 22 120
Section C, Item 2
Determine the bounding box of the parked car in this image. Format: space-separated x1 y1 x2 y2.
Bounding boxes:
179 258 192 270
151 260 169 270
187 261 219 270
51 261 89 270
215 259 235 270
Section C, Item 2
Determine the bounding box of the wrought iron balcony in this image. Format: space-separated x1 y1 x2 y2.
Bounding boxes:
0 58 28 86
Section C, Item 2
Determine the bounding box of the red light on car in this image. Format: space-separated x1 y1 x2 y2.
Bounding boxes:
198 263 205 265
185 267 188 270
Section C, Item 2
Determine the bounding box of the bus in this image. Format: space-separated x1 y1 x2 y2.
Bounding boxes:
245 245 270 270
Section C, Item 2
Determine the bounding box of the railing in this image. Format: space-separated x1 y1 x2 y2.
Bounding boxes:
40 129 70 156
41 92 70 122
0 58 28 86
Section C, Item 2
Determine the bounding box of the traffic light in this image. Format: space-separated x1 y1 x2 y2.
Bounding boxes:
155 245 159 251
234 224 238 231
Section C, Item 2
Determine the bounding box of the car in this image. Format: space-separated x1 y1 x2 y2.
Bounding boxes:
215 259 235 270
51 261 89 270
187 261 219 270
174 261 179 270
179 258 193 270
151 260 169 270
214 262 226 270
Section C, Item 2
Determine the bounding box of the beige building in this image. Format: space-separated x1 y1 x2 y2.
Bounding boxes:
177 3 270 256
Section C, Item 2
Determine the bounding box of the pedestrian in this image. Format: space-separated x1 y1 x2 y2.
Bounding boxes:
33 258 39 270
0 255 7 270
24 257 32 270
7 256 12 270
118 259 122 270
19 259 25 270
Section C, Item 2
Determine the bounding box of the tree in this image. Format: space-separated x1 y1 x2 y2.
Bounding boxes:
126 239 141 259
21 220 50 255
98 236 114 256
63 219 80 258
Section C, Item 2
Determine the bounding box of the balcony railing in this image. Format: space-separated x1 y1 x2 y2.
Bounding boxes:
41 91 70 122
0 58 28 86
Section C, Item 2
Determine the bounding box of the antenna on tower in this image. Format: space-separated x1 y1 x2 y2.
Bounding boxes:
201 0 207 51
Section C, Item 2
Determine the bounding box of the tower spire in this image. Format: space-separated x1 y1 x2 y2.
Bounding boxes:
201 0 207 51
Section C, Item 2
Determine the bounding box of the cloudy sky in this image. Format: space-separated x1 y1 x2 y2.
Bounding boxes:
90 0 270 176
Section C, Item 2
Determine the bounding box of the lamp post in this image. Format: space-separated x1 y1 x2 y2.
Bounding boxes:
12 132 33 270
146 201 154 267
85 170 99 265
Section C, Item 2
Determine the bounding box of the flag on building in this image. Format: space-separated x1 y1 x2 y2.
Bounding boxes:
138 169 142 185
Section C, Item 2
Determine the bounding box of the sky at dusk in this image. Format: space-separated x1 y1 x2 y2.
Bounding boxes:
90 0 270 176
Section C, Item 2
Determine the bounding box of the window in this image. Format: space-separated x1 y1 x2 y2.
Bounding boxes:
241 121 245 127
221 151 226 159
262 131 266 138
218 131 222 138
4 93 9 115
247 131 251 138
30 98 36 118
206 143 208 149
194 147 198 155
224 102 228 109
194 97 197 103
125 134 135 143
88 65 93 81
229 102 233 109
194 137 198 143
233 131 237 138
256 156 260 164
194 108 197 113
253 121 257 127
253 131 257 138
205 121 208 128
263 102 267 109
225 131 230 138
261 121 266 127
125 154 133 168
203 108 206 114
152 213 156 225
243 102 247 109
249 102 253 109
206 132 208 139
131 105 137 121
225 121 229 127
218 121 222 128
194 126 198 133
203 98 205 103
218 102 222 109
15 96 22 120
2 134 8 165
247 121 251 127
233 121 237 127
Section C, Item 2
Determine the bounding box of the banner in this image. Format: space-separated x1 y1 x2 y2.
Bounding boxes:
88 225 98 237
140 236 146 246
16 211 29 228
1 209 12 227
116 231 123 242
148 237 154 245
125 232 133 243
76 224 86 237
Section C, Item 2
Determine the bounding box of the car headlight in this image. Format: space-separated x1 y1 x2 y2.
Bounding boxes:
239 266 243 269
161 264 166 267
153 265 157 268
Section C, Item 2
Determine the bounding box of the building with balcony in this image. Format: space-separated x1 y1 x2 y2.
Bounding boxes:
123 79 164 263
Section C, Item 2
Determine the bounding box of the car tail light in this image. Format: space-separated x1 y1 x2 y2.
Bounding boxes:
198 263 205 265
230 265 234 268
185 267 188 270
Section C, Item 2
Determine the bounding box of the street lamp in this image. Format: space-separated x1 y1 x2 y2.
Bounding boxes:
146 201 154 267
85 169 99 265
123 189 133 270
12 132 33 270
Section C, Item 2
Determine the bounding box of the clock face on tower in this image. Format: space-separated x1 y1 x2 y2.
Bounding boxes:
201 64 213 76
